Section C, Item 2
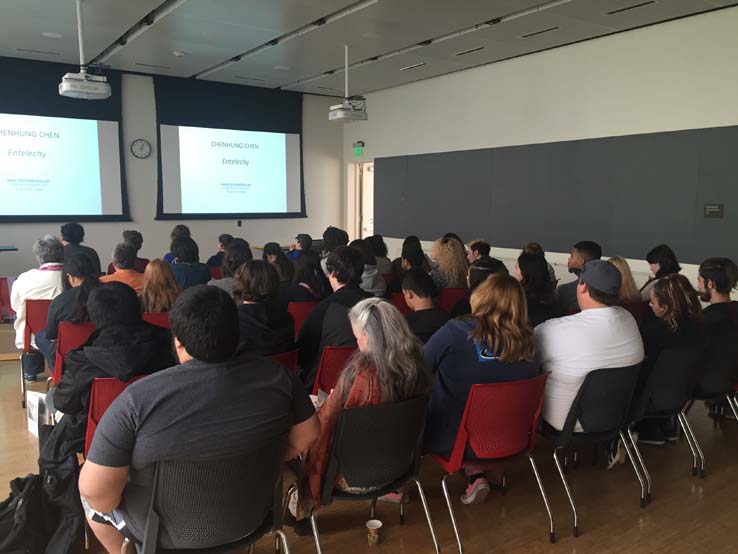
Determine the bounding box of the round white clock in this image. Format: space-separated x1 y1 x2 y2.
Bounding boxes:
130 138 152 159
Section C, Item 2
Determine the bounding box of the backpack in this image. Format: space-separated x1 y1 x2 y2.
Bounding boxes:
0 474 53 554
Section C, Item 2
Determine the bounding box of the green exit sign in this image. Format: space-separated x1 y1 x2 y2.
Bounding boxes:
352 141 365 157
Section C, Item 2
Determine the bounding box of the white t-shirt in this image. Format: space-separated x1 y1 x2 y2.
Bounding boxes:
10 264 64 349
534 306 644 431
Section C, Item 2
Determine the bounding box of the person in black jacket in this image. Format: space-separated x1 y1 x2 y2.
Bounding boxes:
402 268 448 343
283 249 328 303
35 253 99 368
515 252 557 327
49 282 175 417
60 222 101 275
297 246 371 389
233 260 295 356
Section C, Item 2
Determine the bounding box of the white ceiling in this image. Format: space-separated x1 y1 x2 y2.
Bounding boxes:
2 0 736 96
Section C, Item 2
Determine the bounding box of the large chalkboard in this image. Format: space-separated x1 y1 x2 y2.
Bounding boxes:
374 125 738 264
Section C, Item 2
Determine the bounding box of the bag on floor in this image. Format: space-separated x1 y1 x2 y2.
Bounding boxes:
0 474 53 554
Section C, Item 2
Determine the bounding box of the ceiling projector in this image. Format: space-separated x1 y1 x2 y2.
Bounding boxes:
59 72 111 100
328 98 367 122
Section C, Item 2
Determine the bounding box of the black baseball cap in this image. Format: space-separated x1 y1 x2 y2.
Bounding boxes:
579 260 621 295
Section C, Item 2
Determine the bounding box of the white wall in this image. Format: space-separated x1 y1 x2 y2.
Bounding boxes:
0 74 343 276
344 7 738 287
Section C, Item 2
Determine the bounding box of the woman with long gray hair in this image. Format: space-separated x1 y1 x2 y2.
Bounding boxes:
286 297 431 531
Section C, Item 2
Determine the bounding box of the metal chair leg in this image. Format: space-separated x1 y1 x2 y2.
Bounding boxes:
553 447 578 537
309 510 323 554
282 483 297 523
247 544 255 554
274 530 291 554
677 412 699 475
441 473 464 554
619 431 647 508
20 360 27 408
726 393 738 421
370 497 377 519
679 411 705 478
627 428 652 503
399 492 405 525
527 454 555 543
412 478 440 554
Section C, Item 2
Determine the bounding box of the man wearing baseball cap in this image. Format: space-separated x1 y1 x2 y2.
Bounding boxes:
534 259 644 432
287 233 312 261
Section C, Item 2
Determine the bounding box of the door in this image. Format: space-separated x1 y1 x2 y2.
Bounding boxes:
360 163 374 238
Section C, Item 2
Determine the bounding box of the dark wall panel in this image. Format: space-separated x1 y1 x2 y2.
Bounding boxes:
374 125 738 264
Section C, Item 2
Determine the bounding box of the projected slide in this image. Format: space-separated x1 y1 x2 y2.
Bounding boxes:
159 124 302 217
0 112 123 218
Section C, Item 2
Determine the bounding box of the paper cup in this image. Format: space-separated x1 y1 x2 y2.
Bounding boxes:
366 519 382 546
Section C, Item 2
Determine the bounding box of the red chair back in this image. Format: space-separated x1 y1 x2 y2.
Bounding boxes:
23 299 52 352
434 373 550 473
390 292 412 316
288 301 319 337
312 346 356 395
438 288 467 313
0 277 14 317
209 266 222 280
142 312 170 329
85 376 143 457
621 301 648 326
53 321 96 385
267 349 299 373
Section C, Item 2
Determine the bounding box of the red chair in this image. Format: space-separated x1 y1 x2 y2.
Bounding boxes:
432 373 553 551
390 292 412 316
0 277 14 319
52 321 96 385
621 301 648 326
143 312 170 329
438 288 467 313
266 349 299 374
287 301 319 337
312 346 356 395
20 299 52 408
209 266 222 280
84 376 143 457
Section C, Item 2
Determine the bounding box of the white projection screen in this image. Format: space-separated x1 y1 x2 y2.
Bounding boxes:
158 124 303 219
0 112 126 221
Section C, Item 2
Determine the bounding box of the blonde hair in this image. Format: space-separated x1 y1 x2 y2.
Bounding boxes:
431 238 468 288
469 274 535 362
141 259 182 313
608 257 641 304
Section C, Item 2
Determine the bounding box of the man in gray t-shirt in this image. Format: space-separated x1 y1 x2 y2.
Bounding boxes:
79 285 320 552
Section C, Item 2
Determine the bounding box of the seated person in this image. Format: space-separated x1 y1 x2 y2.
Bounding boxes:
366 235 392 276
640 244 682 301
233 260 295 356
283 249 329 303
263 242 295 291
61 222 101 275
514 253 557 327
424 274 540 504
51 282 175 417
140 259 181 313
207 238 253 295
162 224 190 263
106 230 149 275
450 256 509 318
100 243 146 294
205 233 234 268
554 240 601 316
79 285 319 552
402 268 448 343
297 246 371 389
521 242 556 284
698 257 738 337
35 253 99 368
429 237 468 289
608 256 643 304
287 233 313 262
170 237 211 289
12 236 65 381
320 226 350 273
287 298 430 527
466 240 490 264
635 274 703 445
349 239 387 297
536 260 644 432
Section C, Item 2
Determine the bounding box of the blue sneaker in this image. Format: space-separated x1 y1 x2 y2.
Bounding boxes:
24 373 37 383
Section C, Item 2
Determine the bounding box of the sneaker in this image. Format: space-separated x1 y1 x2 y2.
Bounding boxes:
378 491 407 504
637 428 666 446
460 477 490 505
283 512 313 537
607 440 626 470
23 373 37 383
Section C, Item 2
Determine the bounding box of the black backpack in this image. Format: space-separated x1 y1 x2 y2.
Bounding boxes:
0 474 54 554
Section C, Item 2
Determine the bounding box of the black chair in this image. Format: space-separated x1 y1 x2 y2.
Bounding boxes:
138 436 289 554
690 336 738 421
540 364 644 537
628 348 703 481
306 395 439 554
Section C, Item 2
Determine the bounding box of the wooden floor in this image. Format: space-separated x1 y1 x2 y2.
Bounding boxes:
2 321 738 554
